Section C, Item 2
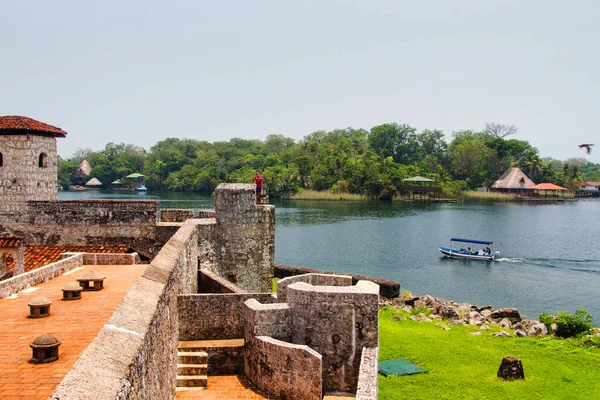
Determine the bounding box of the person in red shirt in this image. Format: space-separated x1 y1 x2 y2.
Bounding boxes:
253 171 263 195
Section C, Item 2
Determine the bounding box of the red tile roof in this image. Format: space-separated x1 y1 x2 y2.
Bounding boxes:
0 115 67 137
533 183 567 190
0 235 23 248
2 244 132 280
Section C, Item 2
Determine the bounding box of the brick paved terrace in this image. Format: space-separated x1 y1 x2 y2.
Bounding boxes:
0 264 147 400
176 375 270 400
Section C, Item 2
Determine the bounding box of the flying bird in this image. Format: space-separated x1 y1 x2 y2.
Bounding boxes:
579 143 594 154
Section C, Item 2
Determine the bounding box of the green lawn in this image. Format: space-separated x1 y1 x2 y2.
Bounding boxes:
379 307 600 399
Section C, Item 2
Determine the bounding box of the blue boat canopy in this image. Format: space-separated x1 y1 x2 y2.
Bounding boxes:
450 238 493 245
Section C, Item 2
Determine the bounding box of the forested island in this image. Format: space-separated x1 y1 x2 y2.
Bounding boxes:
58 122 600 199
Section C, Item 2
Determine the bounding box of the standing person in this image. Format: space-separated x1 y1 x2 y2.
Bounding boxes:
253 171 263 199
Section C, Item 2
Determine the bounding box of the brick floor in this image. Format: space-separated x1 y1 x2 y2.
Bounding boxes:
176 375 271 400
0 264 147 400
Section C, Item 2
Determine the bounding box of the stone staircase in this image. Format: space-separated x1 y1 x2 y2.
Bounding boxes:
176 339 245 392
176 346 208 392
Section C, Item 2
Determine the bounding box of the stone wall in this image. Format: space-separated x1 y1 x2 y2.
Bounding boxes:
52 219 201 400
178 293 277 341
160 208 216 222
286 280 379 393
276 273 353 303
0 253 83 299
82 252 142 265
214 183 274 292
0 200 159 258
245 336 323 400
0 134 58 216
199 269 246 294
356 346 379 400
275 263 400 298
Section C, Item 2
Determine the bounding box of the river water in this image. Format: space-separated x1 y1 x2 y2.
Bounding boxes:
58 191 600 321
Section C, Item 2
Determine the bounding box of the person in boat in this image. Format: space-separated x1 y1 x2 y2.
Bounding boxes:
484 246 491 255
467 247 472 254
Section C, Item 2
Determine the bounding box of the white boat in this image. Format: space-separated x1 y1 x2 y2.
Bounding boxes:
439 238 498 261
136 185 148 192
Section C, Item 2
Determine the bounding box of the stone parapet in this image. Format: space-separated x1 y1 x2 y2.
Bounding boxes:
52 219 202 400
245 336 322 400
160 208 215 222
275 263 400 298
0 253 83 299
0 200 159 258
199 269 246 293
178 293 277 341
356 346 379 400
276 273 352 303
243 299 291 343
286 280 379 393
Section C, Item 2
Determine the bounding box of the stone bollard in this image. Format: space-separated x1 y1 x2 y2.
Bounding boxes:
497 357 525 380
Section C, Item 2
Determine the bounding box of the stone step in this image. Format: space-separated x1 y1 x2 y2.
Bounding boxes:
176 387 207 392
177 375 208 388
178 338 244 351
177 351 208 364
177 363 208 376
323 393 356 399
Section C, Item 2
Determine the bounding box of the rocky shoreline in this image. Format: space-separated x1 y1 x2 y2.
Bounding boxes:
381 293 549 338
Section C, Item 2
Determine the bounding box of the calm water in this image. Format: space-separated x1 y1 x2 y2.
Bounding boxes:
58 191 600 321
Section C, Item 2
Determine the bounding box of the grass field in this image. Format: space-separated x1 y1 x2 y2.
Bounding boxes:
379 307 600 399
289 189 368 201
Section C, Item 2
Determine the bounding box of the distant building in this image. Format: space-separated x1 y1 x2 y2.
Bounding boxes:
85 177 103 189
0 116 67 214
74 159 92 183
491 167 535 195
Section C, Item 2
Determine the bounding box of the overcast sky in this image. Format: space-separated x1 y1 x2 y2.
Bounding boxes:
1 1 599 162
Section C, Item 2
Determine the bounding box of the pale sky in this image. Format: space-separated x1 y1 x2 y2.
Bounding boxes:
1 1 599 162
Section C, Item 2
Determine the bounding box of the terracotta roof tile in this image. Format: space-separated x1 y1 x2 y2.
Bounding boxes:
0 115 67 137
0 235 23 248
2 244 133 280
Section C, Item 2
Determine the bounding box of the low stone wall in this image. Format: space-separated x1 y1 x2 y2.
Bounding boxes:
160 209 216 222
245 336 322 400
82 252 142 265
199 269 246 294
275 264 400 298
52 219 201 400
0 253 83 299
178 293 277 341
276 273 352 303
356 346 379 400
1 200 159 258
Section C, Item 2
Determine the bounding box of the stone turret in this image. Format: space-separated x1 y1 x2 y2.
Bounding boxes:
214 183 275 293
0 116 66 214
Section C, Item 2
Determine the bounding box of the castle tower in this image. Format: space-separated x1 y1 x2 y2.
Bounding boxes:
0 116 66 214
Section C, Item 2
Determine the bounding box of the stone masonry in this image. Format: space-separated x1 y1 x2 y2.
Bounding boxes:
0 134 59 215
213 183 275 293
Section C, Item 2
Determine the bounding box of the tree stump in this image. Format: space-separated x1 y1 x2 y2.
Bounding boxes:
497 357 525 380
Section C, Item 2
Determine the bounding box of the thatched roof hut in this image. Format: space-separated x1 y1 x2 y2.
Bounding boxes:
85 177 102 187
75 160 92 178
491 168 535 193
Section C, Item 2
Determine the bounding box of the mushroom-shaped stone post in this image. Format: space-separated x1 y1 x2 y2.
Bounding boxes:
30 334 61 363
77 270 105 291
62 282 83 300
27 296 52 318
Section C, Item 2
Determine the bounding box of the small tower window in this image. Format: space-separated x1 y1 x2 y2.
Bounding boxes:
0 152 3 167
39 153 48 168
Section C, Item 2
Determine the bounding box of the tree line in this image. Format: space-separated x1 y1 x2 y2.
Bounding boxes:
57 122 600 198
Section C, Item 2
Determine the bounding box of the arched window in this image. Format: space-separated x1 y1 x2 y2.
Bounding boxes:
0 152 3 167
38 153 48 168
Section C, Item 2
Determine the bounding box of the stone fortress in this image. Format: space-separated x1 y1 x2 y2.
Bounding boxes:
0 116 382 399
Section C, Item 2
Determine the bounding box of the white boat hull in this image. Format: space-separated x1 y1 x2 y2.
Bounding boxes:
439 246 496 261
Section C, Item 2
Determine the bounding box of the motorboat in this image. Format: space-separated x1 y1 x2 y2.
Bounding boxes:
439 238 498 261
136 185 148 192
